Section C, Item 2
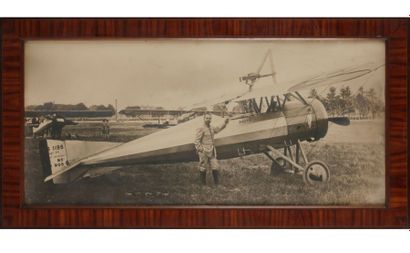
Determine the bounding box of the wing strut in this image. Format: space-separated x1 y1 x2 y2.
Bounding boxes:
294 91 308 105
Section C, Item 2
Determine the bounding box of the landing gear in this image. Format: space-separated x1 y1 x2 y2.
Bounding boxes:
270 157 291 175
264 139 330 185
270 157 283 175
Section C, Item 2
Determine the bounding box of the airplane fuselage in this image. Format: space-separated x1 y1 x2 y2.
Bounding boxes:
79 99 328 167
43 99 331 184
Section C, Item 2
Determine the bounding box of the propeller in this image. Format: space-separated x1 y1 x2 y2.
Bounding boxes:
328 116 350 126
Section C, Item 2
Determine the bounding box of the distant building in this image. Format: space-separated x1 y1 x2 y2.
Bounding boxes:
25 102 115 119
119 106 223 120
119 108 185 120
25 110 114 118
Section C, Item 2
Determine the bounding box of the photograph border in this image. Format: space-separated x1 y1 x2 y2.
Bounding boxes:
1 18 408 228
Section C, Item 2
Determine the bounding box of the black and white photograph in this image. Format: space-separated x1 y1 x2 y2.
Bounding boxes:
24 39 386 206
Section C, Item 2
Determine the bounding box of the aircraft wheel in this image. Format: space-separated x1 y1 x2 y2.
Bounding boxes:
303 160 330 185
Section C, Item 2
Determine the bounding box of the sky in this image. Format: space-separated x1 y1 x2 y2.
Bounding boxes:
25 39 385 110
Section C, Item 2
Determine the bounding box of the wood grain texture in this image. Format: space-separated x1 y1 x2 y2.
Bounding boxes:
407 19 410 227
1 19 408 228
0 19 3 228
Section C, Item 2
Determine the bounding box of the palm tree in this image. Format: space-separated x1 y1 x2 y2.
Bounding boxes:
339 86 353 116
365 88 377 119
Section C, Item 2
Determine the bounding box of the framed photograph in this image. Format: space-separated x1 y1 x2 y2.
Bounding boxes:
1 19 408 228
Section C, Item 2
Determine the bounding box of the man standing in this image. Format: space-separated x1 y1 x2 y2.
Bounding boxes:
194 113 229 186
50 114 63 139
102 119 110 140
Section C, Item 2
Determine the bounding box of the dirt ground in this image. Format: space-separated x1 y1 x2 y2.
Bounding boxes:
24 120 385 206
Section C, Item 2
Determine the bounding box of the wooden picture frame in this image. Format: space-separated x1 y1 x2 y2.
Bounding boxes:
1 18 408 228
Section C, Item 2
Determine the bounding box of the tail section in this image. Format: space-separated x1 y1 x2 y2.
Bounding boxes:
40 139 122 184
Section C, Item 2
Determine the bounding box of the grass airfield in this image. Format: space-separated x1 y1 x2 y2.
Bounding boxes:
24 119 385 206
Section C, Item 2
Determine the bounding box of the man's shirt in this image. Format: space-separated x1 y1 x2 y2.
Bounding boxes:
194 121 227 157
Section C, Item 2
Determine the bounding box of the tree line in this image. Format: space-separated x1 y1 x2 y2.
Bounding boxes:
309 86 384 119
26 102 115 112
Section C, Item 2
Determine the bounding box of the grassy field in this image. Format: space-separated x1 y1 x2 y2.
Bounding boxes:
61 121 158 142
24 120 385 206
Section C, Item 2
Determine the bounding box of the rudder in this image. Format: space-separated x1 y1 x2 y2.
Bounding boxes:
39 139 122 184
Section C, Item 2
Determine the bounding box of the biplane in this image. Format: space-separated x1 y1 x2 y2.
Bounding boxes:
40 50 384 185
30 114 77 138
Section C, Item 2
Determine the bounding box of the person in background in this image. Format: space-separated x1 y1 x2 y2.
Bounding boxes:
102 119 110 140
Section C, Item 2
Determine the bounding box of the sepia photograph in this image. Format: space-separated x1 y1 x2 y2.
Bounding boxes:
24 39 386 206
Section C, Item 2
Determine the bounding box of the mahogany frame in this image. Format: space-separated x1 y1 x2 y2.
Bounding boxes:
0 18 408 228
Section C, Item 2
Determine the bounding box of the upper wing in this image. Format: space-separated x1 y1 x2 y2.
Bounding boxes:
287 62 384 92
233 62 384 102
182 62 384 113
